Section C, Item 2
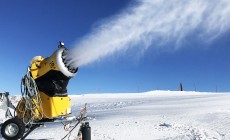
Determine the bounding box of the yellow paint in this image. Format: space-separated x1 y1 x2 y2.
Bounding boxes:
16 92 71 120
30 49 61 79
38 92 71 118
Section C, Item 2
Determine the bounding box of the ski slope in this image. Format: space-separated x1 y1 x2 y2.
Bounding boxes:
1 91 230 140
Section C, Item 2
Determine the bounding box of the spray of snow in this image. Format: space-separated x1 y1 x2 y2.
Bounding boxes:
65 0 230 67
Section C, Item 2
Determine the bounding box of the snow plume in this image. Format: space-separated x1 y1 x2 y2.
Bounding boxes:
66 0 230 67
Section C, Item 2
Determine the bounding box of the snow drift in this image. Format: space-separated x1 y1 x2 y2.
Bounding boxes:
1 91 230 139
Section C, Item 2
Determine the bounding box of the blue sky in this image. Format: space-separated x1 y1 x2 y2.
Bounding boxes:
0 0 230 95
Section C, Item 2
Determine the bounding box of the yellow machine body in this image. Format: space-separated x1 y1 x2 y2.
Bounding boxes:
38 92 71 118
16 47 77 120
16 92 71 119
30 50 60 79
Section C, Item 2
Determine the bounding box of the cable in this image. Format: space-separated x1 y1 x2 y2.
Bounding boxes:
61 104 88 140
19 67 48 126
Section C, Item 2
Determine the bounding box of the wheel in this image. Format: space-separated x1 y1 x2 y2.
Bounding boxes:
1 117 25 140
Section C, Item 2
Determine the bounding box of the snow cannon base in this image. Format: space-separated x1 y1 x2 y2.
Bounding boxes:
0 96 91 140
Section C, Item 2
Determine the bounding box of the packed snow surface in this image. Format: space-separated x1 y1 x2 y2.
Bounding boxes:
1 91 230 140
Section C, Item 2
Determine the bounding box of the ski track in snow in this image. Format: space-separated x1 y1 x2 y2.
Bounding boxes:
0 91 230 140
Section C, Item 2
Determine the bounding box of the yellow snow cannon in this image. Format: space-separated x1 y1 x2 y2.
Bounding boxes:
1 42 91 140
16 42 78 120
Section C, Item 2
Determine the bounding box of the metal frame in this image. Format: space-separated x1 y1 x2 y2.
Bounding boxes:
1 93 91 140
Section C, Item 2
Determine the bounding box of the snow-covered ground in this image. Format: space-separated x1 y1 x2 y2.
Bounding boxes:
1 91 230 140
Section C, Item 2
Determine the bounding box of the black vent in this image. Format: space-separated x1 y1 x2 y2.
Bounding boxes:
35 70 71 97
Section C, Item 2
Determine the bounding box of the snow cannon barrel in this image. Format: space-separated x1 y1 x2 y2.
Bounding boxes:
30 44 78 97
